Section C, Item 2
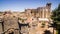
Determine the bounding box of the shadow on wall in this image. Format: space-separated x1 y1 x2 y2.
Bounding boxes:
44 30 52 34
9 32 14 34
18 22 29 29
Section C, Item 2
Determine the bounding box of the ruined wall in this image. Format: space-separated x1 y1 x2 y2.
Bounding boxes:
0 15 3 34
2 12 20 34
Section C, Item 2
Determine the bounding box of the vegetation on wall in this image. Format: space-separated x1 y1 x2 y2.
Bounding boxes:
41 21 45 28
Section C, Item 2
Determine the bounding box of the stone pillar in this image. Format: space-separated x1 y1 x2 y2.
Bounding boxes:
14 30 20 34
46 3 51 18
43 8 44 18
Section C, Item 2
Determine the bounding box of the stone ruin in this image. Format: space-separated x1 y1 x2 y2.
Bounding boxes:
0 3 56 34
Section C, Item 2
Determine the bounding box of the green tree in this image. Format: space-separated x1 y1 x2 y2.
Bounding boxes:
51 4 60 34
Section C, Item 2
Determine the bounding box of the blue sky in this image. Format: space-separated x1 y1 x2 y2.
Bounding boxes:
0 0 60 12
